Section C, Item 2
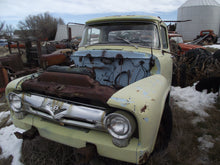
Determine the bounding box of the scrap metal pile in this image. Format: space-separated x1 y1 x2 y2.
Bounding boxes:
192 30 218 45
172 48 220 88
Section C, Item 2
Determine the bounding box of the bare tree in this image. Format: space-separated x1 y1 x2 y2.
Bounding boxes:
5 24 14 38
18 12 64 40
0 21 5 37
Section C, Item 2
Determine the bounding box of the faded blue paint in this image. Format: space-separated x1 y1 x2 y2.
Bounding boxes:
110 97 135 107
142 91 148 96
135 86 150 98
143 118 149 122
71 50 160 87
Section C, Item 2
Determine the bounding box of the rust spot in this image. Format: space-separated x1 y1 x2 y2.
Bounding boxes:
137 90 140 92
139 60 145 65
140 105 147 113
116 54 124 65
41 53 67 67
75 144 97 164
102 50 106 57
86 54 94 63
139 152 149 164
79 56 83 62
151 98 155 101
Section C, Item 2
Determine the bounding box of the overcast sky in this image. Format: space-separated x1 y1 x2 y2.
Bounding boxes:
0 0 220 28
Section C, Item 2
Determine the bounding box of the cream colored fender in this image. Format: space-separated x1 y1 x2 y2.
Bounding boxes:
107 74 171 153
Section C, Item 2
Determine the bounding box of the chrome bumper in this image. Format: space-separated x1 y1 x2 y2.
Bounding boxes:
14 93 107 130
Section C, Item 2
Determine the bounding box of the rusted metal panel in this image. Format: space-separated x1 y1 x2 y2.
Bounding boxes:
0 54 38 79
0 66 9 93
41 53 67 68
22 72 117 104
0 55 24 72
75 144 97 164
46 65 95 78
138 152 149 164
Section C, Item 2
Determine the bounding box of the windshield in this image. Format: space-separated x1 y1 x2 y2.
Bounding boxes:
170 36 183 43
79 23 160 49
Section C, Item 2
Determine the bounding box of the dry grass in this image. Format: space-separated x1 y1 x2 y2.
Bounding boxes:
0 155 13 165
202 107 220 165
0 46 9 57
0 96 10 129
21 135 132 165
205 47 219 54
148 103 220 165
148 104 202 165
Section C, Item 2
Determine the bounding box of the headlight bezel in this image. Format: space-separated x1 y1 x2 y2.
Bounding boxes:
8 92 22 112
104 111 136 140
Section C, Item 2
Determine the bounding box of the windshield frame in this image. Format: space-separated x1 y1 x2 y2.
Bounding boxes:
79 22 161 49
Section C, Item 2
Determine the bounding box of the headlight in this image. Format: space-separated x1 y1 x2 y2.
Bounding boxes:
8 93 22 112
104 111 136 147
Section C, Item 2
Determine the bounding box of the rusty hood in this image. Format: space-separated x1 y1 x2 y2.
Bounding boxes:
21 71 117 105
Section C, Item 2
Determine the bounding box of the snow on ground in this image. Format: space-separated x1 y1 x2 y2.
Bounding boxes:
170 85 218 117
204 44 220 49
198 135 214 151
0 125 24 165
0 85 218 165
0 111 10 121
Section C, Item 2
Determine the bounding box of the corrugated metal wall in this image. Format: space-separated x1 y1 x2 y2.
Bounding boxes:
176 0 220 41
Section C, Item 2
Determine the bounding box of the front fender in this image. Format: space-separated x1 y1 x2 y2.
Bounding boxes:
5 74 37 99
107 74 170 152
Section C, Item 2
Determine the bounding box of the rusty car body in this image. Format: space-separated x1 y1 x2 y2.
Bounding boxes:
168 32 205 55
0 39 72 94
193 29 218 45
6 15 173 164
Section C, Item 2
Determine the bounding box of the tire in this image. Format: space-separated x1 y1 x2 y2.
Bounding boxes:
180 48 212 86
213 49 220 61
154 97 173 152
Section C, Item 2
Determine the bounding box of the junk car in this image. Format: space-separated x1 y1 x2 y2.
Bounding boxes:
6 15 173 164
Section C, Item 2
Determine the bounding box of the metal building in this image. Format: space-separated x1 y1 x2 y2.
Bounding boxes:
55 23 84 41
176 0 220 41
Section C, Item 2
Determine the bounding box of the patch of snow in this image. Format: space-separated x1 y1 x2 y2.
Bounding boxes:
0 125 24 165
6 117 12 125
171 85 218 117
217 38 220 44
0 103 5 106
0 111 10 121
192 117 205 125
204 44 220 49
198 135 214 151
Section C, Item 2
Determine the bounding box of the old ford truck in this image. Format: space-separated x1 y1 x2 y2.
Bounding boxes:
6 15 173 164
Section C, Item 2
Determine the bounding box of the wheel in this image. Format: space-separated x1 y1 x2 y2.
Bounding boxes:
154 98 173 152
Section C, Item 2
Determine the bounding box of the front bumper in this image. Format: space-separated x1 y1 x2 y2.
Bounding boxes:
12 114 144 164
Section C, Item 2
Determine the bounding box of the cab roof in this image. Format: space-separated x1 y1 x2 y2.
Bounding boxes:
86 15 164 25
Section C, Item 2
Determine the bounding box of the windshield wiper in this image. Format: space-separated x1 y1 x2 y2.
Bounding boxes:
116 37 138 49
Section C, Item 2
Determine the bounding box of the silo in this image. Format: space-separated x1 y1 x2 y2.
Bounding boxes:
176 0 220 41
